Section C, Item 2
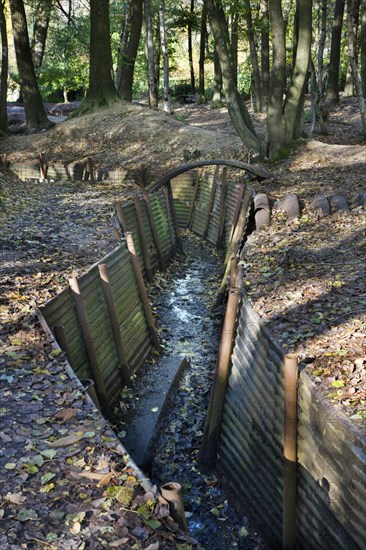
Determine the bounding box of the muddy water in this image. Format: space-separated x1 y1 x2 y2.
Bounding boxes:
147 233 264 550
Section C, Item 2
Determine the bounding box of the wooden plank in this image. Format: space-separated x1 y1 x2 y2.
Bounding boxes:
188 170 202 230
164 185 177 254
202 166 220 240
125 232 162 351
143 191 165 270
133 196 154 281
166 181 184 252
69 276 112 416
114 201 129 233
98 263 131 386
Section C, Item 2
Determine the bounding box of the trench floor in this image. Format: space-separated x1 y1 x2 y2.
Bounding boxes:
116 233 266 550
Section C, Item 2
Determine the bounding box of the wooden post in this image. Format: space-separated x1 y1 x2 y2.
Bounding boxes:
228 182 246 243
53 325 72 362
166 181 184 252
200 265 243 466
283 354 298 550
114 201 129 234
202 166 220 240
188 170 202 229
133 196 153 282
84 157 94 181
161 482 188 532
216 167 228 249
69 277 112 416
164 185 177 254
39 152 48 180
125 231 162 351
143 191 165 270
98 263 131 386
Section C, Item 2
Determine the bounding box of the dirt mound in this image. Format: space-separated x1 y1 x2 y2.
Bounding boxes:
1 101 247 175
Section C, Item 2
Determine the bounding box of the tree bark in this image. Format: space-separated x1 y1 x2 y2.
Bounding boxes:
325 0 345 106
31 0 52 69
317 0 327 98
343 0 360 96
260 0 269 111
188 0 196 94
82 0 118 109
347 0 366 131
212 45 223 106
361 0 366 97
144 0 158 108
266 0 286 158
198 3 207 97
0 0 8 134
116 0 143 101
205 0 262 155
243 0 261 112
9 0 51 131
159 1 170 112
230 12 238 88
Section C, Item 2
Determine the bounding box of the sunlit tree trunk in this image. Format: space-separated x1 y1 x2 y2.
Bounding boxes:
325 0 345 106
116 0 143 101
159 1 170 113
188 0 196 93
317 0 327 98
144 0 158 108
31 0 52 69
230 12 238 88
361 0 366 97
243 0 261 112
0 0 8 134
260 0 269 111
344 0 360 96
198 3 207 97
212 45 223 107
9 0 51 131
347 0 366 131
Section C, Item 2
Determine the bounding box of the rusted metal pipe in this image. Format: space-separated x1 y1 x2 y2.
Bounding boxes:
124 231 162 351
200 265 243 467
283 353 298 550
160 482 188 532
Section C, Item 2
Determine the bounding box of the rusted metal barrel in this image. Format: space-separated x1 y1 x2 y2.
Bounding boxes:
161 482 188 532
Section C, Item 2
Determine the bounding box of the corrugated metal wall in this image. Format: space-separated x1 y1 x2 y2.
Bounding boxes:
218 297 285 548
171 173 195 228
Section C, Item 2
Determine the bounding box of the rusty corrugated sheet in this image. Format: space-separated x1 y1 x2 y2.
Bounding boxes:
171 173 194 228
149 191 175 265
217 297 285 547
191 175 212 237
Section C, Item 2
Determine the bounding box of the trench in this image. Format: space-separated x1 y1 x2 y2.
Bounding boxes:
116 233 263 550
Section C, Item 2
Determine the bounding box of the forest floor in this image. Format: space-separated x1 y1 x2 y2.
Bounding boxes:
0 96 365 548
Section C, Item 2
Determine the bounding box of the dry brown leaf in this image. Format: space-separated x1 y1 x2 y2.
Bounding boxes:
54 408 79 423
109 538 129 547
47 434 83 447
71 471 108 481
5 492 26 505
97 471 114 487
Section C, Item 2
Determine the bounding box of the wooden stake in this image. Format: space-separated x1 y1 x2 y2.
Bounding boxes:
164 186 177 254
133 196 153 282
84 157 94 181
69 277 112 416
202 166 220 240
188 169 202 229
114 201 129 234
216 167 228 249
125 232 162 351
53 325 72 362
228 182 246 243
166 181 184 252
39 152 48 180
143 191 165 270
283 354 298 550
98 263 131 386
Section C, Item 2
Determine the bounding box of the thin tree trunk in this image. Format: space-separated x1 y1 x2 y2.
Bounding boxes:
144 0 158 108
116 0 143 101
212 45 223 107
198 3 207 97
31 0 52 69
317 0 327 98
9 0 51 131
325 0 345 106
115 1 131 91
188 0 196 94
159 1 170 112
260 0 269 111
0 0 8 134
205 0 262 155
361 0 366 97
154 18 161 94
230 12 238 88
266 0 286 158
243 0 261 112
348 0 366 131
344 0 360 96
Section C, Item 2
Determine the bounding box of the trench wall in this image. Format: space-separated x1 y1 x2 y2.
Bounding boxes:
218 297 366 549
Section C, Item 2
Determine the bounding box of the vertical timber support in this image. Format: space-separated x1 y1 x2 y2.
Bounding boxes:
143 191 165 270
228 182 246 243
133 196 154 282
98 263 131 387
164 186 177 254
114 201 129 234
125 231 162 351
283 353 298 550
217 167 228 249
69 277 112 416
203 165 220 240
188 170 202 230
166 181 184 252
53 325 72 362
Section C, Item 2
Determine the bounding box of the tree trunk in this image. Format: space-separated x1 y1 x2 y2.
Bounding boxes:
144 0 158 108
82 0 118 109
31 0 52 69
212 46 223 107
266 0 286 158
230 12 238 88
283 0 312 142
198 3 207 97
243 0 261 112
317 0 327 98
154 18 161 94
343 0 360 97
116 0 143 101
361 0 366 97
260 0 269 111
347 0 366 131
0 0 8 134
9 0 51 131
159 0 170 112
205 0 262 155
325 0 345 106
188 0 196 94
115 2 131 91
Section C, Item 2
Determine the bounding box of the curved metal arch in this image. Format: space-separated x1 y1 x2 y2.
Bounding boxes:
147 159 272 193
